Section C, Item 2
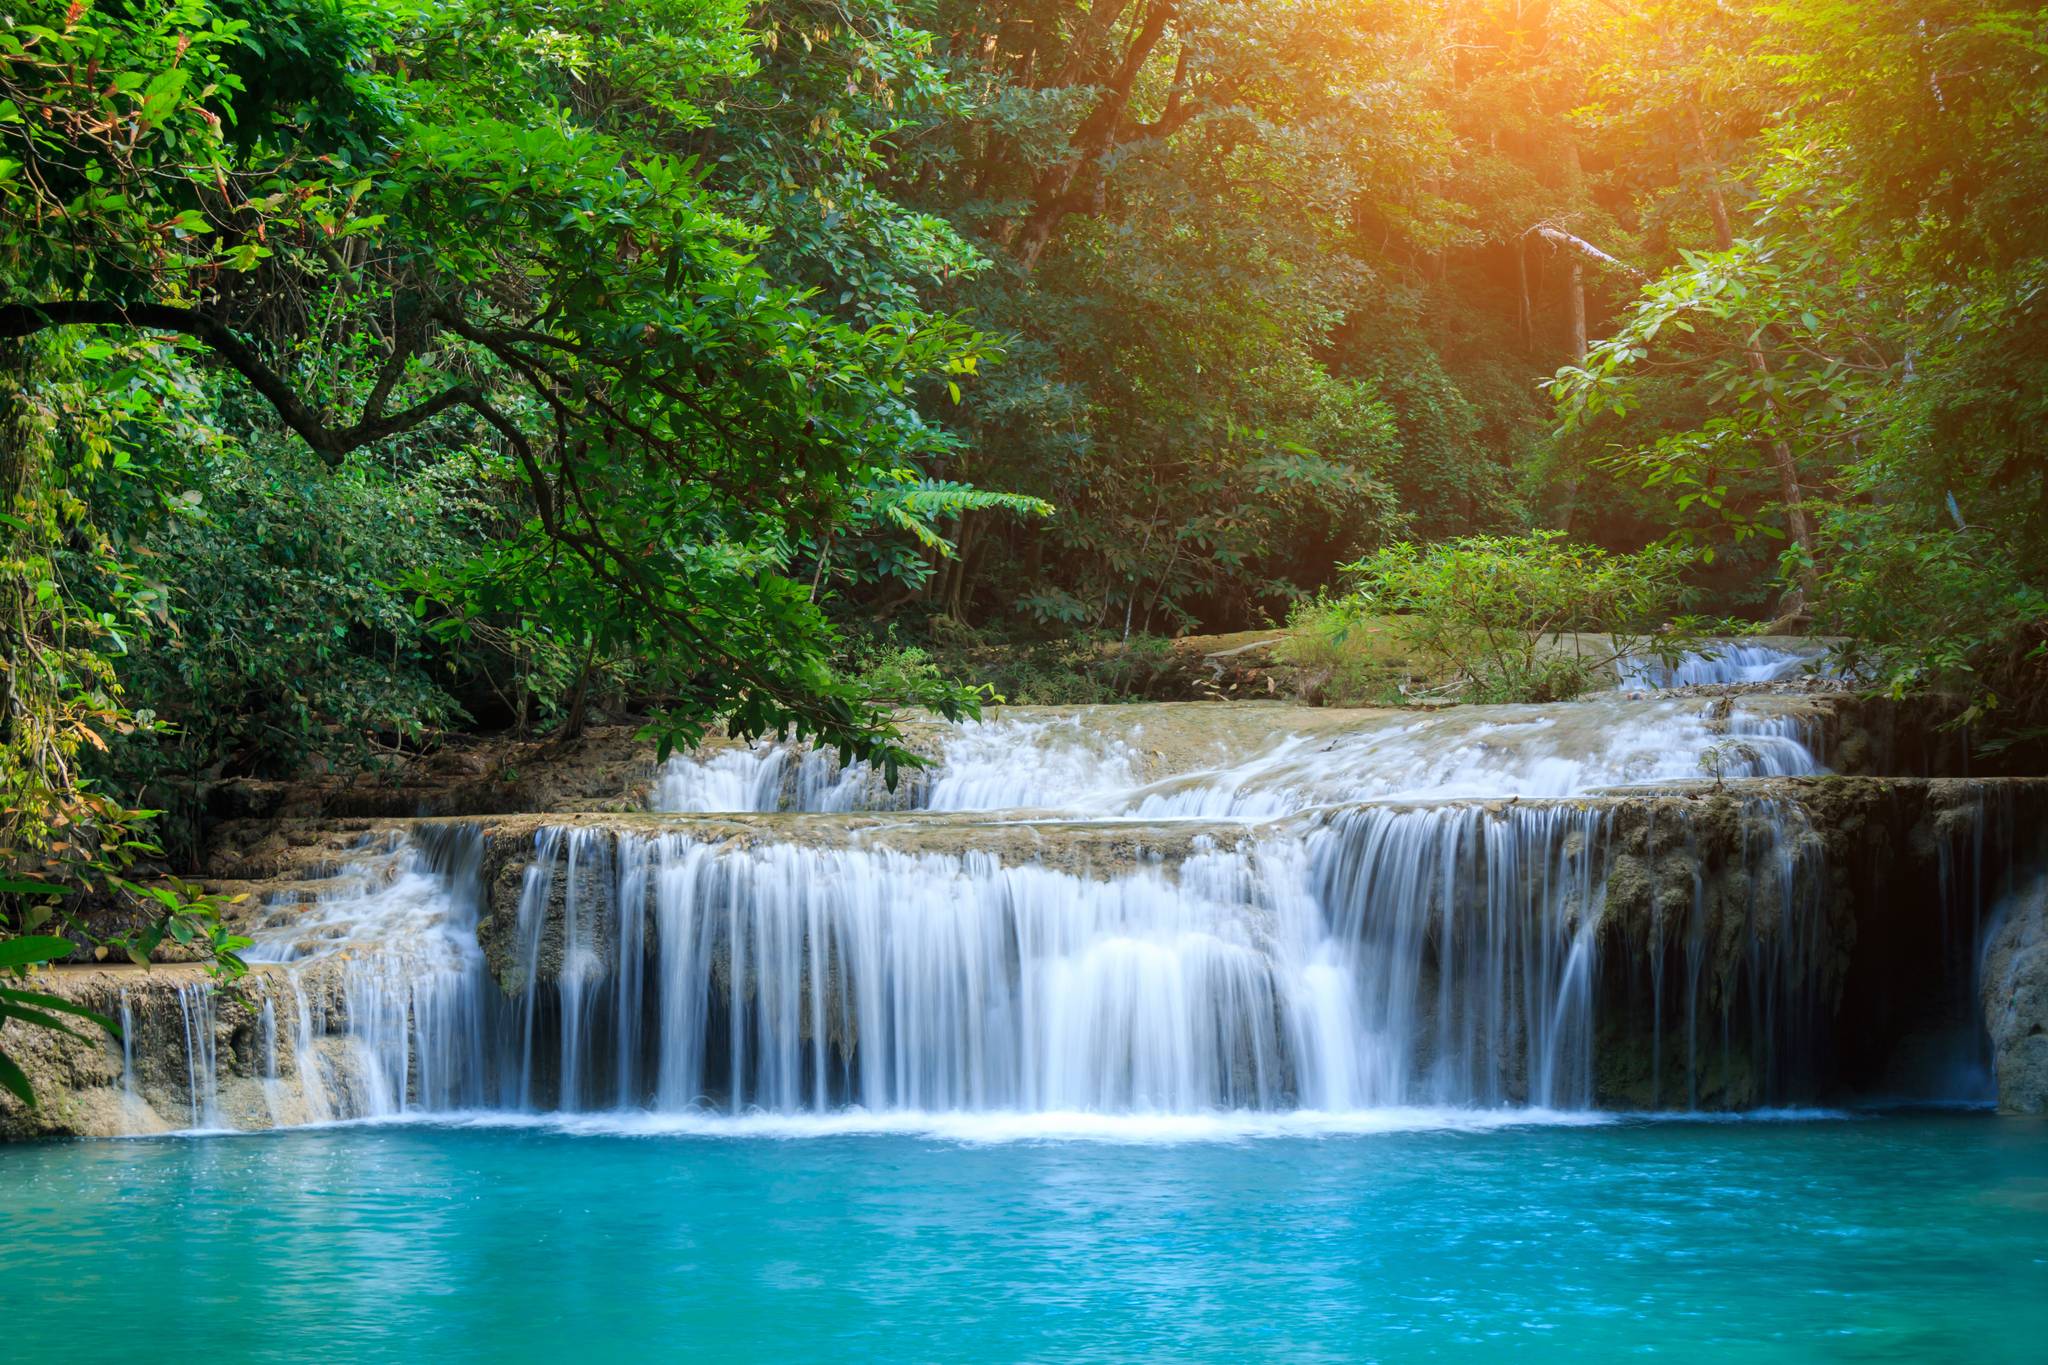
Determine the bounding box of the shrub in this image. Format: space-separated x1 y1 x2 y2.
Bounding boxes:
107 448 479 799
1340 532 1701 702
1276 595 1421 705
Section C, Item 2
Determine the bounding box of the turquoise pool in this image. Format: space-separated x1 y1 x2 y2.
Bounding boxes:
4 1112 2046 1361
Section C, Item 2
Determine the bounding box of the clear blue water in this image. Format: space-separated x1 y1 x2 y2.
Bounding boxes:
5 1112 2047 1362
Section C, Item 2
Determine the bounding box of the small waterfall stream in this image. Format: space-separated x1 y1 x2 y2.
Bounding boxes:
1614 640 1838 690
175 982 222 1129
240 825 503 1116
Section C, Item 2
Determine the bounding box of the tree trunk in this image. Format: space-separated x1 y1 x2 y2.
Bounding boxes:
941 514 978 622
1013 1 1179 271
1567 258 1588 366
1516 234 1533 351
1554 143 1591 533
555 642 599 743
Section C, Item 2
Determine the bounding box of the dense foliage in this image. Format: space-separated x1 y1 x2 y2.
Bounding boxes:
5 1 2046 1089
1553 1 2048 733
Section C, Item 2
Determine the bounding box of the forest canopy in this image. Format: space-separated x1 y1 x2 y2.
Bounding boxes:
4 0 2046 965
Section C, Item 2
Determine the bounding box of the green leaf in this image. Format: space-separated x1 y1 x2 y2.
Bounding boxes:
0 936 74 969
0 1049 33 1108
0 988 118 1035
139 67 191 123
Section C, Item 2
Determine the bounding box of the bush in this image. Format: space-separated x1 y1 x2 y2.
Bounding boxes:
1339 532 1701 702
1813 502 2048 735
1276 595 1422 705
107 447 481 798
842 633 953 705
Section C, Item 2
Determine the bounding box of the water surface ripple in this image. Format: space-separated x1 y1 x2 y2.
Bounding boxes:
5 1114 2045 1362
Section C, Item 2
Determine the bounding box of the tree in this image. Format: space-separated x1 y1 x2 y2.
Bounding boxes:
2 0 1010 765
1554 0 2048 726
2 0 1054 1092
876 0 1455 631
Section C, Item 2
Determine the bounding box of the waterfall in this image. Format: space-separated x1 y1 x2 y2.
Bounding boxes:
175 982 220 1129
1615 642 1835 690
1305 802 1607 1108
184 691 2023 1127
647 712 1134 814
243 824 499 1118
620 836 1298 1114
285 976 333 1124
417 796 1834 1117
649 744 795 813
117 989 139 1114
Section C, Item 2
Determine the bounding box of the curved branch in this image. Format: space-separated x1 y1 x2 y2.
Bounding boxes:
0 299 492 466
0 299 352 461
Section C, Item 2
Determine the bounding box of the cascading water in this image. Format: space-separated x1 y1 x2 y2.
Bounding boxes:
648 745 872 814
649 695 1824 817
129 682 2021 1133
117 989 139 1114
175 982 221 1130
588 836 1299 1114
1614 640 1837 690
471 804 1617 1117
166 688 1877 1130
240 824 501 1120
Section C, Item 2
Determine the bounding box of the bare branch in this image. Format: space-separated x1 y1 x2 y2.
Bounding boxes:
1529 225 1647 281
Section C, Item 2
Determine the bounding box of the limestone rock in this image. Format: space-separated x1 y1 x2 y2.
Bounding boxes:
1982 877 2048 1115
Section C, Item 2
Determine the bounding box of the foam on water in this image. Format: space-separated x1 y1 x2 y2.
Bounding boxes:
513 1103 1625 1143
187 1103 1618 1144
649 695 1825 818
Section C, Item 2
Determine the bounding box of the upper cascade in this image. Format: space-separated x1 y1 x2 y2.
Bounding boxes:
1613 639 1839 691
651 695 1826 818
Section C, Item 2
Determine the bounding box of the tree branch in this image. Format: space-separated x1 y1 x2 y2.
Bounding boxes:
1528 226 1646 281
1014 0 1181 269
0 299 492 465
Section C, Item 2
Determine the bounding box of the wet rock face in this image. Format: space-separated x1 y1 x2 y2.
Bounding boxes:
0 964 356 1140
1982 879 2048 1115
479 826 620 998
1584 779 2048 1108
